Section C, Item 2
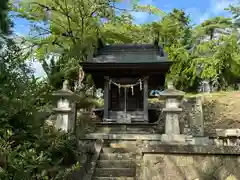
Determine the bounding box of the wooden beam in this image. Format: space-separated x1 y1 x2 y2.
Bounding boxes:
103 77 109 121
143 77 149 122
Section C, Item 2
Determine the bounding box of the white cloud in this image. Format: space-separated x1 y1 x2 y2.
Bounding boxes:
131 12 151 24
31 60 46 78
185 8 206 24
13 35 46 78
199 13 211 23
211 0 234 14
197 0 236 24
130 0 158 24
214 1 229 13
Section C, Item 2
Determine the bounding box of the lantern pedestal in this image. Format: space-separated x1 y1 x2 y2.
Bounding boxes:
53 107 74 132
161 134 186 143
52 80 79 132
160 82 186 144
161 107 186 143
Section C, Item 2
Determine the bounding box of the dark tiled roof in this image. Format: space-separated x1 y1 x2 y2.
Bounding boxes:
99 44 159 51
90 44 168 63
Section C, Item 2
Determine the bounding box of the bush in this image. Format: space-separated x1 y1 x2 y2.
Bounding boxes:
0 127 81 180
0 42 82 179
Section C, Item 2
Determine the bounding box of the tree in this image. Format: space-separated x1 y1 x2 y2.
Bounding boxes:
13 0 164 91
145 9 195 90
194 16 232 40
0 0 11 34
12 1 240 93
0 38 81 180
149 9 192 47
193 33 240 90
166 16 239 91
227 2 240 19
12 0 114 89
152 11 238 91
0 41 50 131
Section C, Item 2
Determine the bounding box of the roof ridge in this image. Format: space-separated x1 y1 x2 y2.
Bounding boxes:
102 43 159 50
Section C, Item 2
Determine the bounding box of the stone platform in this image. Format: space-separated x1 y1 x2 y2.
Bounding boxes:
92 122 162 134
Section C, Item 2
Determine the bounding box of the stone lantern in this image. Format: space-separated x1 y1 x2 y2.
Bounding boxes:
160 81 186 143
52 80 79 132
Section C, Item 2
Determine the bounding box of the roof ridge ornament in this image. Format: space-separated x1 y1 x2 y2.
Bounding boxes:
167 81 174 89
62 80 69 90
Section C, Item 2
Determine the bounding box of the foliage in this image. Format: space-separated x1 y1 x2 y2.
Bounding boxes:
0 41 82 179
227 3 240 19
0 0 12 35
162 12 236 91
158 9 192 46
9 0 240 93
12 0 164 90
0 41 52 130
0 128 80 180
150 9 197 90
194 16 232 40
12 0 118 88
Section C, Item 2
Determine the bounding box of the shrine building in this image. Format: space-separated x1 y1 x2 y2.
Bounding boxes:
80 43 172 123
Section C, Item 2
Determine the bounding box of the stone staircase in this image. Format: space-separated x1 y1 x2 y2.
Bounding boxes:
92 142 136 180
85 122 163 180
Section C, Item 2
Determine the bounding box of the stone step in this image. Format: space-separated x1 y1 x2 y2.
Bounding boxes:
109 115 144 118
99 153 135 160
94 168 135 177
97 160 136 168
94 125 158 134
94 130 155 134
103 140 137 150
102 147 129 153
95 123 157 127
92 177 135 180
94 128 156 133
85 133 162 141
109 111 144 117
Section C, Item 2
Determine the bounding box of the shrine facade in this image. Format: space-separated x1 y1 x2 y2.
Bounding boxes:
81 44 172 123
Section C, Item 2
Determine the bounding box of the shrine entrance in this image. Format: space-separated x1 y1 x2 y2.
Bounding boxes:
106 77 145 122
109 77 144 111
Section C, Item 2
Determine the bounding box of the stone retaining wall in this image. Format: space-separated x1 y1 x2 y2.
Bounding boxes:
143 154 240 180
141 144 240 180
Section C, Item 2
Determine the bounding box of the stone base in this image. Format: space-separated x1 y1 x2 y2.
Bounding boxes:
161 134 186 143
216 128 240 137
118 118 131 123
103 117 131 124
84 133 162 140
186 136 210 145
103 118 117 123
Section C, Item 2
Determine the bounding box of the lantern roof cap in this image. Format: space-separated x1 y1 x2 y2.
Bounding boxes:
52 80 79 99
160 81 185 98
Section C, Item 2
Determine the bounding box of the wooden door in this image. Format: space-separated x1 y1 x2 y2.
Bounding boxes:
126 86 143 111
110 77 143 111
110 85 125 111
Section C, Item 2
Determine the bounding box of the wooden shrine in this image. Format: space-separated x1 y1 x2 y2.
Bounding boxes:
80 43 172 123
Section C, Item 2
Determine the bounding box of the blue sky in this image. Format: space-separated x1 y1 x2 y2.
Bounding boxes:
13 0 236 36
129 0 235 24
12 0 236 77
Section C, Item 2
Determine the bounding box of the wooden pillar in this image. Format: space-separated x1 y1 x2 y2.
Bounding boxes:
103 77 109 121
143 77 148 122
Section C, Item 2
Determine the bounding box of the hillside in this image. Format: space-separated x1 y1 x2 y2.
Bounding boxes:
201 91 240 134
